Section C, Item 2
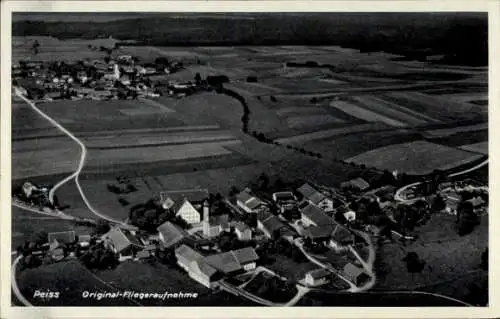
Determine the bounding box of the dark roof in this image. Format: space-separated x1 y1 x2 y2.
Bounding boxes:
165 189 209 205
232 247 259 265
466 197 486 207
299 202 333 226
192 259 218 278
297 183 326 205
307 268 331 279
209 214 229 226
258 212 287 234
235 222 250 232
136 250 151 259
236 188 253 203
48 231 76 244
157 221 188 248
331 225 355 243
205 251 242 274
304 225 335 240
273 191 296 201
343 263 366 281
104 228 143 253
78 235 91 243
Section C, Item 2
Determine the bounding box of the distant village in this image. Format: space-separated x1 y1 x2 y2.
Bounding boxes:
12 53 228 102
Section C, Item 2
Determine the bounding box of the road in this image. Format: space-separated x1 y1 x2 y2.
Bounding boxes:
11 255 33 307
14 88 136 229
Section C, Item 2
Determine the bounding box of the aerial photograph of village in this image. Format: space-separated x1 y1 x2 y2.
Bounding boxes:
10 12 488 307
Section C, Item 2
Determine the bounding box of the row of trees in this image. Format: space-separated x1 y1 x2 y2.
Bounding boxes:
79 243 118 270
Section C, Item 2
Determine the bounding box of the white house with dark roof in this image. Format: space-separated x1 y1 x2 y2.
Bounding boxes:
257 211 287 239
297 183 335 213
160 189 209 224
205 247 259 274
102 227 144 261
236 188 268 214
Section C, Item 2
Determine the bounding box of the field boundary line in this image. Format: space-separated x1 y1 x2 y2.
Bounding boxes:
14 88 134 229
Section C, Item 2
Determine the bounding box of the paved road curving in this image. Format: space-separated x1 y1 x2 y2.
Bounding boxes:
394 158 488 203
11 255 33 306
14 89 135 229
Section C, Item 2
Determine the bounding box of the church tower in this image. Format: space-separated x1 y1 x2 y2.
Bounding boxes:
202 200 210 237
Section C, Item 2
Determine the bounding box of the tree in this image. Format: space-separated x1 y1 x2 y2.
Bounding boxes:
229 186 240 197
256 173 270 191
94 219 111 235
270 95 277 102
194 73 202 85
32 40 40 55
457 201 479 236
31 231 48 246
403 252 426 273
431 194 446 212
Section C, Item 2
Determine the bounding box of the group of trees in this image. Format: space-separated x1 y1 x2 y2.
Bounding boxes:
79 243 118 270
217 231 254 252
106 183 137 194
257 238 307 264
245 273 297 302
456 200 480 236
402 251 426 273
129 198 189 233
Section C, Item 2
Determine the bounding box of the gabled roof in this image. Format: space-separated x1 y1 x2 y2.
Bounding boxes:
191 259 218 278
297 183 326 205
48 231 76 244
258 212 287 234
78 235 91 243
232 247 259 265
205 251 242 274
236 188 253 203
236 188 267 210
343 263 366 281
307 268 331 279
157 221 189 248
175 244 204 261
331 225 355 243
304 225 335 239
210 214 229 227
104 228 143 253
163 189 209 207
234 222 250 232
299 202 333 226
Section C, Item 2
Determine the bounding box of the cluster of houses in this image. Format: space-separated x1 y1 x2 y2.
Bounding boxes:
26 230 92 262
12 55 190 102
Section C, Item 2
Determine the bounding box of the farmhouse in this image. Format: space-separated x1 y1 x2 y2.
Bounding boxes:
304 268 330 287
272 191 297 213
298 201 334 227
157 221 189 248
343 263 370 287
175 244 220 288
204 247 259 274
329 225 356 249
234 222 252 241
102 227 144 260
297 183 335 213
48 230 76 245
160 189 209 224
236 188 268 214
257 210 287 239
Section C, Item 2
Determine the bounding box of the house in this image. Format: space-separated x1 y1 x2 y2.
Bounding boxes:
297 183 335 213
329 225 355 248
204 247 259 274
157 221 189 248
48 231 76 245
257 211 287 239
303 225 335 242
135 250 152 261
304 268 330 286
234 222 252 241
343 210 356 222
102 227 143 260
340 178 370 192
271 191 297 213
175 244 219 288
298 201 334 227
77 234 92 248
160 189 209 224
236 188 268 214
50 247 66 261
343 263 370 287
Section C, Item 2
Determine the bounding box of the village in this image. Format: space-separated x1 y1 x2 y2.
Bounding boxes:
12 163 488 304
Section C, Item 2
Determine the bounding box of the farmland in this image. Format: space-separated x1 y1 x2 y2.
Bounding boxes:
347 141 485 175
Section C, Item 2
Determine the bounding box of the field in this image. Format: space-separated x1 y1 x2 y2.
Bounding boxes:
459 141 488 155
347 140 484 175
374 212 488 304
11 206 94 250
